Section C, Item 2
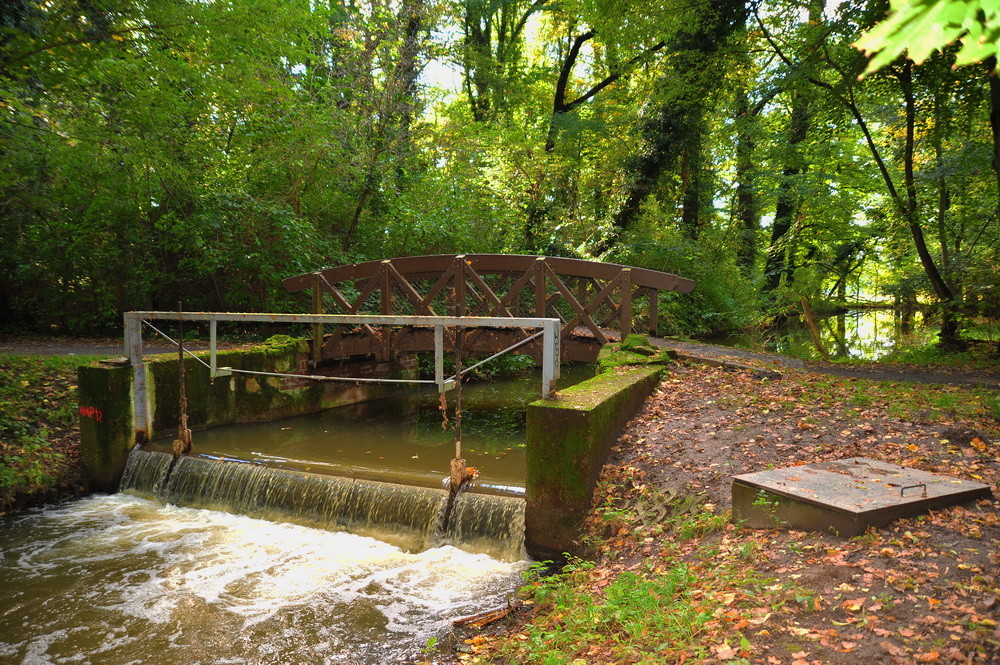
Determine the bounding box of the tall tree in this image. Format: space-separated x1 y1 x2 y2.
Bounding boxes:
599 0 745 254
460 0 544 122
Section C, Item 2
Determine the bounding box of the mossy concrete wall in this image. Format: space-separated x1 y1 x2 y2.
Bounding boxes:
524 364 664 560
78 339 415 491
77 362 135 491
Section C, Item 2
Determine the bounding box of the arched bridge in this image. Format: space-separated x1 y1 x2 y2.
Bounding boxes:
282 255 695 363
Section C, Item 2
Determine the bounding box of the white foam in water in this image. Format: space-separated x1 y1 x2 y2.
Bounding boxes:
0 494 526 664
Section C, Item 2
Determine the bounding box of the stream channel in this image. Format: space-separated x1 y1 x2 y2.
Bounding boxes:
0 365 592 664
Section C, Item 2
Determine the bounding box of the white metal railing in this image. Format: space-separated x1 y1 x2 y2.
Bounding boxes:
124 311 561 438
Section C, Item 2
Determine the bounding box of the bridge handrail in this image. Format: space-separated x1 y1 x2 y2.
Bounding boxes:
282 254 695 294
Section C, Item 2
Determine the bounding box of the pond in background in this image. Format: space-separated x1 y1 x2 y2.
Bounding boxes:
715 309 938 361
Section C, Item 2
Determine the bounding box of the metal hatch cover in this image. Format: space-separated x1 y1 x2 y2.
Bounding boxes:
732 457 992 536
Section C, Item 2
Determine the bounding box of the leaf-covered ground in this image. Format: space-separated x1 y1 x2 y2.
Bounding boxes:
0 355 97 512
450 364 1000 664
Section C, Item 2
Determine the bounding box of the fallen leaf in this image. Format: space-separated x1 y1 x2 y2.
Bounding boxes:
714 643 737 660
881 641 906 656
842 598 864 613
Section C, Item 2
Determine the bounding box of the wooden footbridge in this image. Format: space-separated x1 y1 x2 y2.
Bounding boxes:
282 255 695 364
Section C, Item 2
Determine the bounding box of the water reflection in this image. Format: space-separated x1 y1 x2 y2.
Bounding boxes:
722 309 937 361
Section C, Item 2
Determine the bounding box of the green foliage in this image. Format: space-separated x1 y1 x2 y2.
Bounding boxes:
506 534 772 663
416 349 537 381
856 0 1000 73
878 336 999 370
610 227 763 338
0 0 996 349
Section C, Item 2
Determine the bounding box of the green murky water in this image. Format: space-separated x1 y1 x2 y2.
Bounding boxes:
147 364 594 496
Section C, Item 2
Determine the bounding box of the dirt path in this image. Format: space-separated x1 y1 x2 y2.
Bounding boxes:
600 364 1000 664
462 363 1000 664
0 336 243 358
653 338 999 390
803 360 1000 389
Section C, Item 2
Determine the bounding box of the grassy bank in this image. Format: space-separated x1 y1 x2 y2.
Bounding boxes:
0 354 99 512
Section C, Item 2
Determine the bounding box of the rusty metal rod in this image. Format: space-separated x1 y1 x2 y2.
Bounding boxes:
448 329 543 381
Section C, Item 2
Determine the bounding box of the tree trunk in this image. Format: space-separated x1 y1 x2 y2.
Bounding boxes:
601 0 744 255
734 88 758 272
763 91 810 293
679 129 704 240
897 62 962 347
988 57 1000 222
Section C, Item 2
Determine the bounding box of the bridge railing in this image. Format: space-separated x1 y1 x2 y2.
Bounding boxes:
123 311 562 438
282 254 695 363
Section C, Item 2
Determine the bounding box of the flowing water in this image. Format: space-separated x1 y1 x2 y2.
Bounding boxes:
0 495 525 664
0 369 594 664
119 449 527 560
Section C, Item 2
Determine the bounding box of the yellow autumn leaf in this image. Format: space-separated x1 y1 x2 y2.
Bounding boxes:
841 598 864 612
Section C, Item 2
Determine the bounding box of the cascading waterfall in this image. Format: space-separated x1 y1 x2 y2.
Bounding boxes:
120 448 526 560
447 491 526 559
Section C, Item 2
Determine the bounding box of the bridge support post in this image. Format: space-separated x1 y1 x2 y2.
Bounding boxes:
648 287 658 335
620 268 632 338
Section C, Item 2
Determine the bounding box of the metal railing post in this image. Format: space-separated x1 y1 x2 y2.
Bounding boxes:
210 319 217 376
434 324 445 391
541 318 561 398
311 272 324 365
209 320 231 379
124 312 150 440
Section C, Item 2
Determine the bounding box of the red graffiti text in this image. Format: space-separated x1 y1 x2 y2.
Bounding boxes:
79 406 104 423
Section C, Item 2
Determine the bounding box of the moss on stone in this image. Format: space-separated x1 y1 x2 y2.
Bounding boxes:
597 336 676 373
620 333 658 355
524 364 663 559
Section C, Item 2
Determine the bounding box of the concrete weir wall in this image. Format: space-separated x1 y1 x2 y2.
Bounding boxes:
524 364 664 560
77 338 415 490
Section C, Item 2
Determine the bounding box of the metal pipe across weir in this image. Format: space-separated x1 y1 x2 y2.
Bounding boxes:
124 311 562 439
